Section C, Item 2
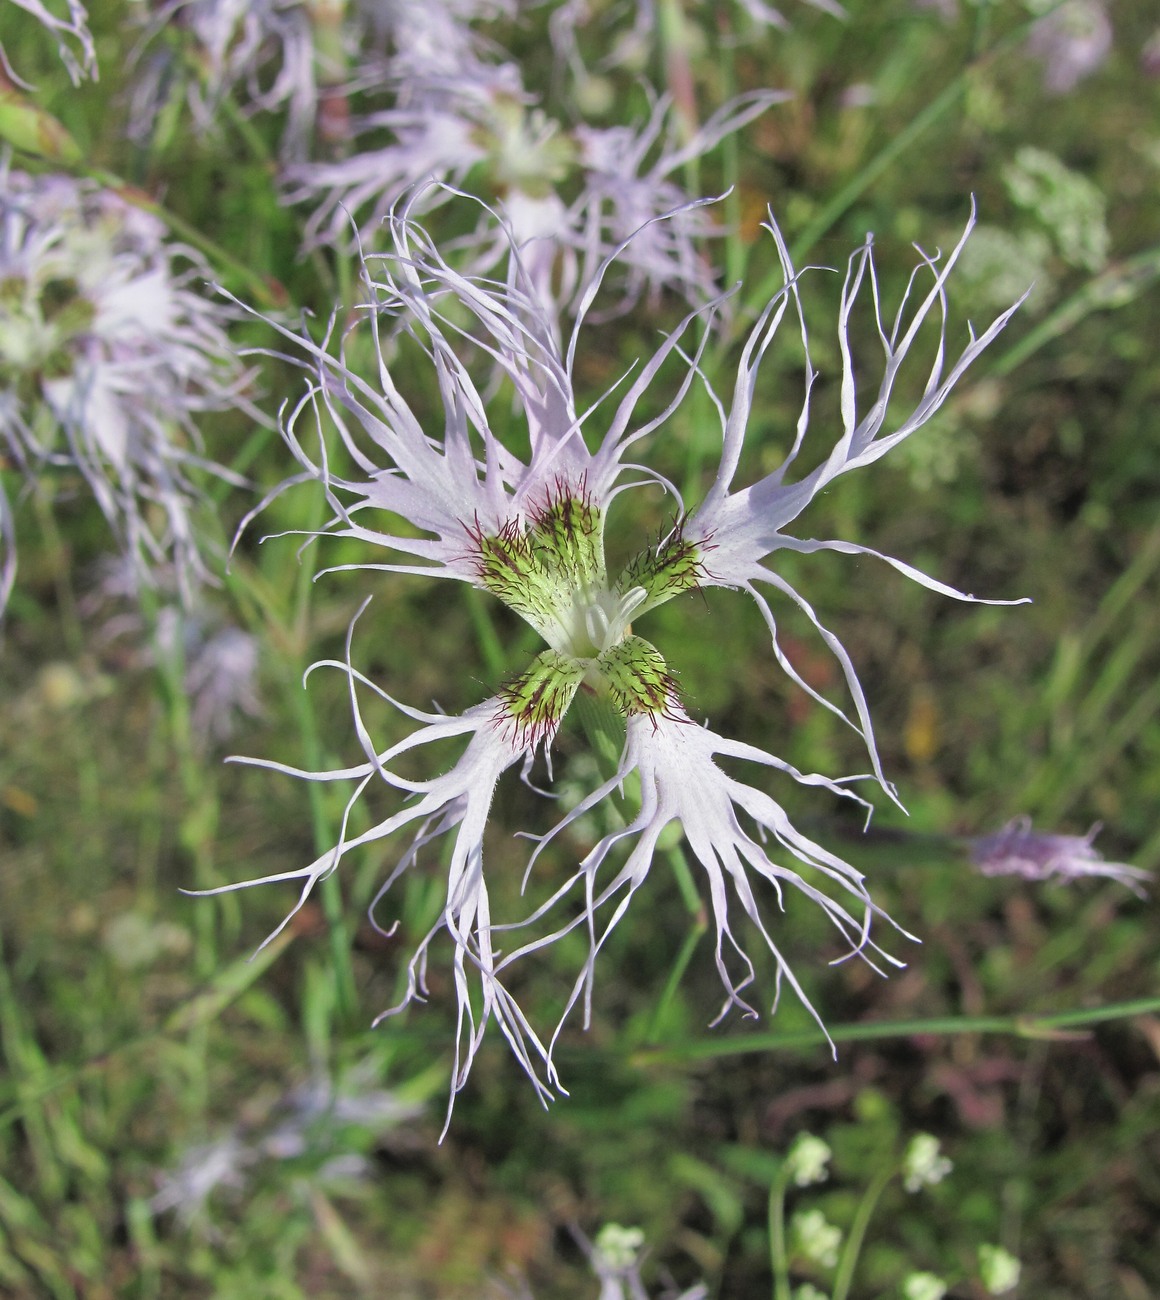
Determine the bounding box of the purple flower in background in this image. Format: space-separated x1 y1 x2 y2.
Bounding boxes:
152 608 263 748
4 0 97 86
284 60 534 246
288 79 776 317
0 168 254 613
1025 0 1111 96
201 196 1025 1120
566 91 782 316
150 1061 421 1222
969 817 1149 896
130 0 325 155
129 0 514 157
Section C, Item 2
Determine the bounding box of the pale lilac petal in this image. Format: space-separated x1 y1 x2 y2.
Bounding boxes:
508 703 903 1066
7 0 96 84
203 606 565 1129
680 204 1027 793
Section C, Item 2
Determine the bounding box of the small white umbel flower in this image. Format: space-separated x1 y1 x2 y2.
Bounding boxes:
206 193 1025 1123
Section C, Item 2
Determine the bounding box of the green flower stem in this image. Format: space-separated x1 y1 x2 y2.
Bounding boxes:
217 90 275 165
134 584 234 978
768 1165 793 1300
215 527 358 1020
288 676 357 1021
666 842 701 915
464 585 509 680
636 995 1160 1064
572 685 628 783
657 0 699 146
716 16 746 292
831 1163 894 1300
992 243 1160 378
30 484 83 659
287 504 358 1021
646 862 707 1044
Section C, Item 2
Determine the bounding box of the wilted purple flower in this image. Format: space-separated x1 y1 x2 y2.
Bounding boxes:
969 816 1149 897
1026 0 1112 96
4 0 97 86
76 558 262 742
201 196 1024 1120
151 607 263 747
0 167 253 612
186 625 262 746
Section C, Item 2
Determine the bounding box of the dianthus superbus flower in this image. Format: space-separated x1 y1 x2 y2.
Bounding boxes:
204 194 1025 1120
0 168 253 612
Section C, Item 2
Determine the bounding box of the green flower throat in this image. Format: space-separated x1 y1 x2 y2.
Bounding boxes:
471 483 707 744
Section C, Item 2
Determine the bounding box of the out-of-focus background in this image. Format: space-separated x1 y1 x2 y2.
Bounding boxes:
1 1 1158 1295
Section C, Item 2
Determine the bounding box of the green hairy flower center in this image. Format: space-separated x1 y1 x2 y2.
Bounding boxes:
474 486 701 740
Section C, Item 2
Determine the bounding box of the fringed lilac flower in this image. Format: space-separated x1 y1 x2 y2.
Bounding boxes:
4 0 97 86
129 0 514 157
969 817 1149 897
129 0 325 155
202 196 1025 1120
680 204 1028 795
0 167 253 612
284 60 533 247
567 91 784 316
288 73 776 316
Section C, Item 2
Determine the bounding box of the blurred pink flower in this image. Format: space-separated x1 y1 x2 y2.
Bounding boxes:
970 817 1148 896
